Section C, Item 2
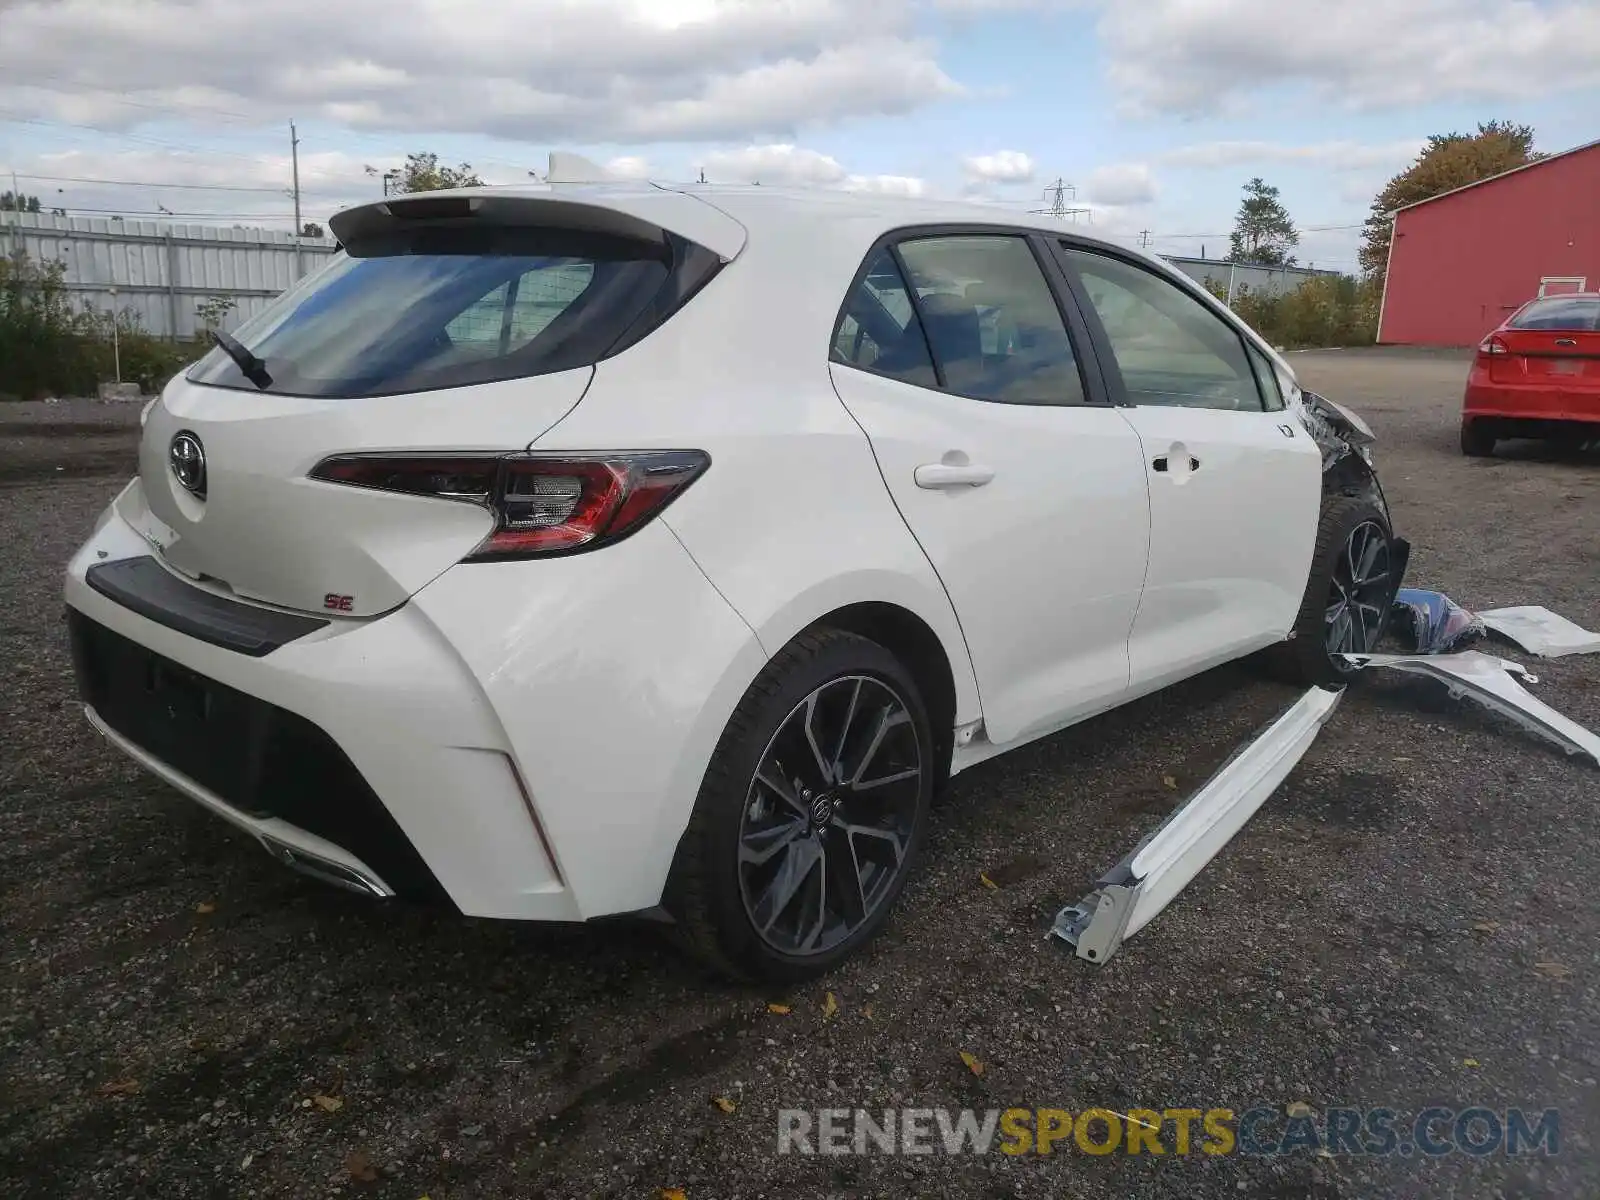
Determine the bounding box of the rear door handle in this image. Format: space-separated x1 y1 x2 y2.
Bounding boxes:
914 463 996 489
1151 455 1200 473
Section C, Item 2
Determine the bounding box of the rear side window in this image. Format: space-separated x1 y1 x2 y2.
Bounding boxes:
896 235 1085 406
1510 296 1600 331
832 249 938 388
188 225 713 398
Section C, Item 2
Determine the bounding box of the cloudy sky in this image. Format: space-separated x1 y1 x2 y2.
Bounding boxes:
2 0 1598 271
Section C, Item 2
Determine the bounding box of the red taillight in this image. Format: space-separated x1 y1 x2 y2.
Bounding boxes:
309 450 709 560
1478 336 1509 356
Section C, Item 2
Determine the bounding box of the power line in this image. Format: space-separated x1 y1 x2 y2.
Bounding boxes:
40 205 300 220
8 76 263 124
11 171 287 194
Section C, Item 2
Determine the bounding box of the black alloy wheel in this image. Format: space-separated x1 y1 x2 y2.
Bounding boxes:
736 675 923 957
1324 519 1393 658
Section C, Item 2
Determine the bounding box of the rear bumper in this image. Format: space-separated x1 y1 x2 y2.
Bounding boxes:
1463 380 1600 423
63 482 767 922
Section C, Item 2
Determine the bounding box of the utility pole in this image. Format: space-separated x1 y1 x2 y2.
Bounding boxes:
698 168 707 184
289 120 304 278
1030 177 1091 224
289 120 302 234
1138 229 1151 248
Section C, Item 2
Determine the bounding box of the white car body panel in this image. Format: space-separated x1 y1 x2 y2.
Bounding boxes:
829 364 1151 745
1118 405 1323 692
529 196 985 728
135 369 593 617
60 181 1340 931
67 490 765 919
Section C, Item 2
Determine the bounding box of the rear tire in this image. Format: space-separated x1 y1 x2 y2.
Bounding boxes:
1269 496 1398 688
665 628 934 982
1460 419 1496 457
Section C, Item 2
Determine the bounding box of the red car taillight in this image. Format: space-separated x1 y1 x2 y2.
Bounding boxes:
308 450 710 560
1478 336 1509 356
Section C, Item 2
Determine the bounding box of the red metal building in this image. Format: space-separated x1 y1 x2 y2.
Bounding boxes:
1377 138 1600 347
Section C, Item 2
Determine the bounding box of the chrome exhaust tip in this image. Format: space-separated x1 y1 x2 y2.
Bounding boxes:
257 836 391 898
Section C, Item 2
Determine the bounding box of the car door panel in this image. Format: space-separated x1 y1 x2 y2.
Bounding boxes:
1055 243 1323 691
828 232 1152 746
831 365 1151 743
1117 406 1319 689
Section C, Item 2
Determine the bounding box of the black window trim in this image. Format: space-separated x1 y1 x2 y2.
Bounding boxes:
828 222 1115 409
1046 236 1273 413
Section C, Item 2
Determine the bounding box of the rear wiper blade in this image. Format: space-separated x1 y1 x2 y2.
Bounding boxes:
211 329 273 390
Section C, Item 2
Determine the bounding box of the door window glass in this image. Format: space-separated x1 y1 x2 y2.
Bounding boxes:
895 235 1085 405
830 249 937 388
1063 247 1267 411
1245 342 1286 411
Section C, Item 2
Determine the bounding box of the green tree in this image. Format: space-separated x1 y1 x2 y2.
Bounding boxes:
386 152 483 194
299 221 324 238
1 191 43 213
1359 121 1539 285
1229 177 1299 267
194 294 238 333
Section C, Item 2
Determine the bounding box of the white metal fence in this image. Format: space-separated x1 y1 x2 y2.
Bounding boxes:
1164 256 1344 300
1 212 336 340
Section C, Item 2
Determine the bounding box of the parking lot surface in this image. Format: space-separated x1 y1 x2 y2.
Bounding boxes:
2 348 1597 1198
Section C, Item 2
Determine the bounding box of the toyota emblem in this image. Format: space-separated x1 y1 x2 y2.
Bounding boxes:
169 431 207 498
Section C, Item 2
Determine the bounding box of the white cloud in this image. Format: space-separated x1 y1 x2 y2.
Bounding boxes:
604 156 655 180
3 148 382 227
962 150 1036 184
1096 0 1600 115
698 143 847 185
1161 139 1426 172
927 0 1096 11
0 0 961 143
696 143 927 195
842 174 928 196
1084 162 1155 206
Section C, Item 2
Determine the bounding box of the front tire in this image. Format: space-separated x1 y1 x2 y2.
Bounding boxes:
666 628 934 982
1271 496 1398 687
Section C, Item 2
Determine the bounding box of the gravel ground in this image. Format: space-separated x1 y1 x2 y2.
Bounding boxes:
2 350 1597 1199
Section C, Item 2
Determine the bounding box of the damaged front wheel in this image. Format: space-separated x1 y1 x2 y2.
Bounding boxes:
1271 496 1400 687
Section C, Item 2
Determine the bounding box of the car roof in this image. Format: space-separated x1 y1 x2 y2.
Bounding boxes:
327 180 1296 379
333 180 1161 267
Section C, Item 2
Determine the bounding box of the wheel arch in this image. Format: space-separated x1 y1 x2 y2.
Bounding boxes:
802 600 962 784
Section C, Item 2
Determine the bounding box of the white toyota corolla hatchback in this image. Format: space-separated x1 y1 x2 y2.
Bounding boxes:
64 182 1407 980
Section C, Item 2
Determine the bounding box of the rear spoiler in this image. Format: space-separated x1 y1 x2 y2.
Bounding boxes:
328 186 746 262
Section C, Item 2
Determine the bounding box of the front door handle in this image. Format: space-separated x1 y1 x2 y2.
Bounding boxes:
914 462 996 489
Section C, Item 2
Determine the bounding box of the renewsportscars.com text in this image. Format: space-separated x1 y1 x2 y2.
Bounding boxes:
777 1105 1560 1158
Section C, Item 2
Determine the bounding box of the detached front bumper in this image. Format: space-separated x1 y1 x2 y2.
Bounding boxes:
63 480 767 922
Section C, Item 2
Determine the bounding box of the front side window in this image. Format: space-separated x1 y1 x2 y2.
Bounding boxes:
187 226 680 398
1062 246 1266 412
1245 341 1286 412
895 235 1084 405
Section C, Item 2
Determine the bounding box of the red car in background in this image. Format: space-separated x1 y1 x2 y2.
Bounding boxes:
1461 293 1600 456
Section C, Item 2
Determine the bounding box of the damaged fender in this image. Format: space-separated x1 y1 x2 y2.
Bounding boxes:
1341 651 1600 768
1300 390 1394 516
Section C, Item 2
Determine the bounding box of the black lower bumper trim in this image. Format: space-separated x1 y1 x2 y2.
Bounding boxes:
67 608 455 908
86 555 328 657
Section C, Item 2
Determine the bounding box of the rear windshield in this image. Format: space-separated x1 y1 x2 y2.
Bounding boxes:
187 224 704 397
1509 296 1600 331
